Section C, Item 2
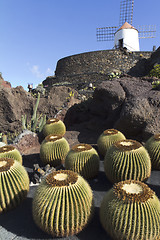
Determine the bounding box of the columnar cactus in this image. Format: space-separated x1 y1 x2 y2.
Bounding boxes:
0 158 29 213
32 170 94 237
42 118 66 137
65 144 100 179
0 145 22 164
100 180 160 240
97 129 126 156
40 134 70 166
104 139 151 183
145 134 160 170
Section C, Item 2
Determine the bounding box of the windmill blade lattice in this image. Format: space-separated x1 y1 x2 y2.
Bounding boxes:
96 26 119 41
119 0 134 26
137 25 156 38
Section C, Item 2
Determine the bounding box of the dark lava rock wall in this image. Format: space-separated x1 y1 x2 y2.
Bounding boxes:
64 77 160 143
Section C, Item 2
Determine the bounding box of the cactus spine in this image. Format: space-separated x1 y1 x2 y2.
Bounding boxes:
97 129 126 156
40 134 70 166
100 180 160 240
32 170 93 237
104 139 151 183
42 118 66 137
0 158 29 213
65 143 100 179
0 145 22 164
145 134 160 170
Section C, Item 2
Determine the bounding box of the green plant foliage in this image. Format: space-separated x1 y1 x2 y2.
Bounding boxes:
100 180 160 240
0 158 29 213
40 134 70 166
97 129 126 156
21 92 46 133
104 139 151 183
145 134 160 170
151 80 160 89
32 170 94 237
0 145 22 164
65 143 100 179
149 64 160 78
42 118 66 137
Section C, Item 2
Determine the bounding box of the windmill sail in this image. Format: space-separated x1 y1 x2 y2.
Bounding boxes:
119 0 134 26
96 26 119 41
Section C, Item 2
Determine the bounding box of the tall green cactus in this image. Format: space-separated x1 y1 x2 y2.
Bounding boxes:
100 180 160 240
21 92 46 133
32 170 94 237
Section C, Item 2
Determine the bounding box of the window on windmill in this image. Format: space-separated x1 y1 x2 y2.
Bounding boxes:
119 39 123 48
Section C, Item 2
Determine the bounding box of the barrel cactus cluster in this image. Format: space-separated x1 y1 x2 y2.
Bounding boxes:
100 180 160 240
0 145 22 164
32 170 94 237
0 157 29 213
1 117 160 239
40 134 70 167
65 143 100 179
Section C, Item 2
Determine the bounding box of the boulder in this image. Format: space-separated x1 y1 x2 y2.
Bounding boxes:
64 77 160 143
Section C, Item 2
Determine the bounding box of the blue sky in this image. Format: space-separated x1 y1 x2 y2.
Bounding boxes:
0 0 159 90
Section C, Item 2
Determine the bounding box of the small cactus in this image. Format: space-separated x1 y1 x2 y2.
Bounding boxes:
40 134 70 166
145 134 160 170
0 158 29 213
42 118 66 137
100 180 160 240
97 129 126 156
32 170 94 237
0 145 22 164
104 139 151 183
65 143 100 179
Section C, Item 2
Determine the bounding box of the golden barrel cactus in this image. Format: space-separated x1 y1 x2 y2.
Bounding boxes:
104 139 151 183
0 158 29 213
40 134 70 166
42 118 66 137
0 145 22 164
97 129 126 156
32 170 94 237
65 144 100 179
100 180 160 240
145 134 160 170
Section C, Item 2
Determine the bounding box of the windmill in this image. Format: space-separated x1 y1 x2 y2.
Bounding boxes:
96 0 156 51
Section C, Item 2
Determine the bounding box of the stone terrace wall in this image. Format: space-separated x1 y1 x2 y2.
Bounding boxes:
55 49 152 76
43 49 152 88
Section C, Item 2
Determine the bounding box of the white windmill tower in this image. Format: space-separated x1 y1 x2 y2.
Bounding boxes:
96 0 156 51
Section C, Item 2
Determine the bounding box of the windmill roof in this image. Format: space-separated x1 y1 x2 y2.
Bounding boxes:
117 22 138 32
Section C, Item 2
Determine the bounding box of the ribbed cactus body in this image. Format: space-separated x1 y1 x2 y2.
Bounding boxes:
40 134 70 166
0 158 29 213
100 180 160 240
0 145 22 164
145 134 160 170
97 129 126 156
42 118 66 137
104 139 151 183
32 170 93 237
65 144 100 179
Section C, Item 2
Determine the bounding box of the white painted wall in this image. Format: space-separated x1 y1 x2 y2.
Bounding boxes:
114 28 140 51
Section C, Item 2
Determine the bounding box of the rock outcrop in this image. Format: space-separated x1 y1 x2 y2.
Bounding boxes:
0 86 80 133
64 76 160 143
0 73 11 88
